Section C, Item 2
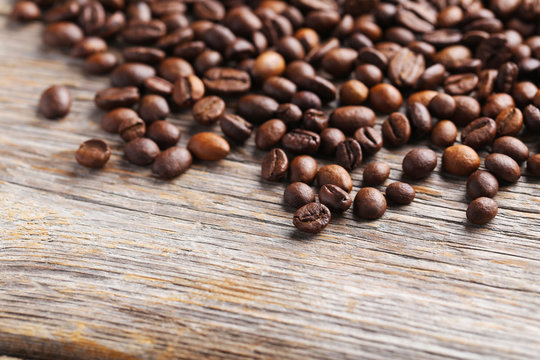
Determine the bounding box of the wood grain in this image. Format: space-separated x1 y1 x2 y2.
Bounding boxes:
1 11 540 360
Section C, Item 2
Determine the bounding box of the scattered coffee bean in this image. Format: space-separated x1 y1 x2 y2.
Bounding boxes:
75 139 111 168
336 139 362 171
256 119 287 150
386 182 415 205
39 85 71 119
110 63 156 87
523 105 540 132
281 129 321 155
340 79 369 105
203 67 251 95
139 94 169 124
43 22 84 48
289 155 318 184
172 75 205 108
467 197 498 225
483 93 514 118
354 63 383 87
494 107 522 137
354 187 386 220
219 113 253 143
430 120 457 148
382 112 411 147
320 128 346 155
71 37 107 58
144 76 173 96
261 148 288 181
428 93 455 120
263 76 297 103
452 95 481 126
192 96 225 125
151 146 192 179
236 94 279 124
293 202 331 234
485 153 521 183
95 86 140 110
527 154 540 176
466 171 499 199
284 182 316 209
101 108 138 134
147 120 181 149
84 52 118 75
492 136 530 164
124 138 160 166
118 113 145 142
319 184 352 213
402 148 437 180
363 161 390 186
276 103 303 128
407 102 432 139
444 73 478 95
388 47 425 88
291 90 322 111
369 83 403 113
461 117 497 150
11 1 41 22
303 109 329 133
513 82 538 107
188 132 230 161
442 144 480 176
316 164 352 192
330 106 376 134
354 126 383 155
253 50 286 80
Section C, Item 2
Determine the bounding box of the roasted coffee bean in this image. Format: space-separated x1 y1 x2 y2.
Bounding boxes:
295 76 337 103
78 1 105 35
281 129 320 155
75 139 111 168
147 120 180 149
144 76 173 96
386 26 415 46
70 37 107 58
363 161 390 186
275 36 305 62
305 10 340 35
467 197 498 225
261 14 294 46
485 153 521 183
330 106 375 134
261 148 288 181
172 75 205 108
289 155 318 184
388 48 425 88
118 114 145 142
193 0 224 21
452 95 481 126
423 28 462 47
84 52 117 75
354 64 383 87
408 40 435 60
123 47 166 65
284 182 315 209
434 45 471 68
492 136 530 164
386 182 415 205
523 105 540 132
416 63 446 90
284 60 316 82
402 148 437 180
253 51 286 81
340 80 368 105
194 50 223 75
357 47 388 70
256 119 287 150
461 117 496 149
295 28 320 52
192 96 225 125
321 47 357 78
466 171 498 199
476 69 498 102
354 126 382 156
12 1 41 22
444 73 478 95
98 11 125 39
442 144 480 176
428 93 455 120
495 62 518 93
369 83 403 114
382 112 411 147
203 24 235 52
95 86 139 110
43 22 84 48
188 132 229 161
126 2 151 23
101 108 137 134
336 139 362 171
236 94 279 124
407 102 432 139
408 90 438 107
476 35 512 69
39 85 71 119
138 95 169 124
318 184 352 213
203 67 251 95
513 82 538 107
110 63 155 87
431 120 457 148
320 128 346 156
495 107 522 137
527 154 540 176
43 1 80 23
123 20 166 45
223 6 261 36
174 41 206 61
483 93 514 119
353 187 386 220
159 57 194 83
303 109 328 133
316 164 352 193
151 146 192 179
447 58 482 73
305 37 340 65
293 202 331 234
291 91 322 111
263 76 297 103
276 103 303 128
124 138 160 166
225 39 255 60
219 113 253 143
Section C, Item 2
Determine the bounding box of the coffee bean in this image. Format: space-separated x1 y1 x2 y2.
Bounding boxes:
476 35 512 69
388 48 425 88
330 106 375 134
527 154 540 176
219 113 253 143
483 93 514 118
305 37 340 65
335 139 362 172
84 52 117 74
319 184 352 213
353 187 386 220
291 91 322 111
275 36 305 62
295 28 320 52
203 67 251 95
382 112 411 147
174 41 206 61
402 148 437 180
495 62 518 93
253 51 286 81
523 105 540 132
434 45 471 68
203 24 235 52
193 0 224 21
282 6 304 29
223 6 262 36
188 132 230 161
110 63 155 87
452 95 481 126
357 46 388 70
320 128 346 156
43 21 84 48
513 81 538 107
39 85 71 119
122 20 166 45
353 127 382 157
192 96 225 126
416 63 446 90
485 153 521 183
363 161 390 186
194 50 223 75
143 77 173 97
316 164 352 192
293 202 331 234
354 64 383 87
289 155 318 184
151 146 192 179
124 138 160 166
101 108 137 134
118 113 145 142
444 73 478 95
303 109 328 133
172 75 205 108
467 197 498 225
305 10 340 35
99 11 125 39
147 120 181 149
256 119 287 150
321 47 358 78
43 1 79 23
75 139 111 168
408 90 438 108
284 182 315 209
261 148 288 181
123 47 166 64
386 182 415 205
236 94 279 124
428 93 455 120
285 60 316 82
78 1 105 35
442 144 480 176
431 120 457 148
407 102 432 139
466 171 499 199
138 95 169 124
262 76 297 103
281 129 321 155
492 136 530 164
387 27 415 46
159 57 194 82
340 80 368 105
12 1 41 22
295 75 337 103
461 117 497 149
71 37 107 58
95 86 139 110
369 83 403 113
276 103 303 128
476 69 498 102
495 107 523 137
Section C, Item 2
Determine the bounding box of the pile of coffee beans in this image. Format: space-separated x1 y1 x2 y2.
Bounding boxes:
14 0 540 233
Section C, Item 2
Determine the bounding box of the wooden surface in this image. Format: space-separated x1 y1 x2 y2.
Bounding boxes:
1 8 540 360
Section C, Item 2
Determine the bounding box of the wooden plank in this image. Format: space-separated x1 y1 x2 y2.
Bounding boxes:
1 14 540 360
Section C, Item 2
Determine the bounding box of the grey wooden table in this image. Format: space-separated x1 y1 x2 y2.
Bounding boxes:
1 7 540 360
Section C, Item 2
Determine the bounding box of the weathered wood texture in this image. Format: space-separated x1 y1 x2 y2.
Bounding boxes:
1 10 540 360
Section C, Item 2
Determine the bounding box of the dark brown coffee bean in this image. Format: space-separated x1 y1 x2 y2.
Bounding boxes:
110 63 155 87
396 2 437 33
428 93 455 120
261 14 294 47
467 197 498 225
495 62 518 93
434 45 471 68
12 1 41 22
357 47 388 70
305 10 340 35
174 41 206 61
98 11 125 39
159 57 194 83
202 24 235 52
78 1 105 35
122 20 166 45
452 95 481 126
303 109 328 133
444 73 478 95
293 202 331 234
289 155 318 184
172 75 205 108
219 113 253 143
369 83 403 113
124 138 160 166
386 182 415 205
151 146 192 179
223 6 262 36
284 182 315 209
386 26 415 46
354 187 386 220
408 40 435 60
407 102 432 139
408 90 439 108
447 58 482 74
144 76 173 96
319 184 352 213
527 154 540 176
513 82 538 107
118 114 145 142
194 0 225 22
84 52 117 75
467 171 498 199
147 120 180 149
295 28 320 52
75 139 111 168
70 37 107 58
276 103 303 128
382 112 411 147
423 28 462 47
261 148 288 181
363 161 390 186
194 49 223 75
402 148 437 180
416 63 446 90
340 80 368 105
336 139 362 171
275 36 305 62
533 91 540 108
101 108 137 134
495 107 522 137
319 128 346 156
202 67 251 95
461 117 496 149
123 47 165 64
431 120 457 148
39 85 71 119
283 6 304 30
485 153 521 183
295 75 337 103
316 164 353 193
43 1 79 23
191 96 225 126
253 51 286 81
191 20 213 41
256 119 287 150
476 69 498 102
330 106 375 134
483 93 514 119
523 105 540 132
291 91 322 111
126 1 151 22
476 35 512 69
43 21 84 48
188 132 229 161
282 129 320 155
388 48 425 88
285 60 316 82
149 1 185 17
95 86 139 110
321 47 357 78
138 95 169 124
354 64 383 87
262 76 297 103
442 144 480 176
493 136 529 164
236 94 279 124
